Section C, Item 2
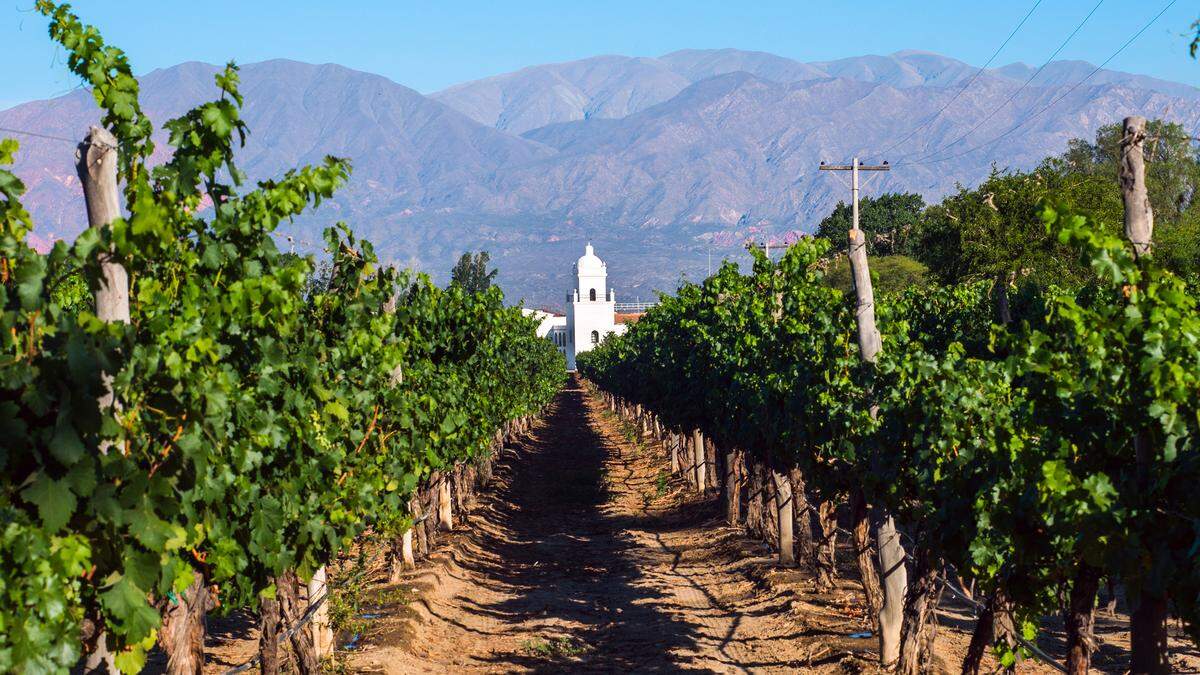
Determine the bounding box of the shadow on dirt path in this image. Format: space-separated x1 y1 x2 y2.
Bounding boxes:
351 375 828 673
453 378 704 672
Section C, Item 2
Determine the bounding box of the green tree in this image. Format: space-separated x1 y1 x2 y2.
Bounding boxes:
450 251 497 293
914 167 1122 286
1156 211 1200 279
815 192 925 257
1045 119 1200 220
917 121 1200 283
824 254 929 295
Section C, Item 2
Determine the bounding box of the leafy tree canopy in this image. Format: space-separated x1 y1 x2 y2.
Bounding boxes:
1045 119 1200 219
913 167 1123 285
814 192 925 257
450 251 498 294
824 254 929 295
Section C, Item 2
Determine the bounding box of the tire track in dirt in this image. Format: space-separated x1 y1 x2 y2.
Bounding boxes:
350 376 825 673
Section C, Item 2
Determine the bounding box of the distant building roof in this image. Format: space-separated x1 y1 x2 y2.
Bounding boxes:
575 243 605 275
614 313 643 325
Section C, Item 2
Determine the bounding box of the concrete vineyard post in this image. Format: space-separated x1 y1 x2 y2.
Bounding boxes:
78 126 130 328
308 567 334 661
438 472 454 531
691 429 706 492
76 126 135 674
1121 114 1168 675
1120 116 1153 259
833 157 907 667
771 469 796 566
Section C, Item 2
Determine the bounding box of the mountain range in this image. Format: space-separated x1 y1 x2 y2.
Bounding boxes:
3 49 1198 306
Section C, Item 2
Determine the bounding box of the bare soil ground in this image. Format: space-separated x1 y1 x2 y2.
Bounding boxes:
348 377 871 673
345 377 1044 674
176 376 1200 673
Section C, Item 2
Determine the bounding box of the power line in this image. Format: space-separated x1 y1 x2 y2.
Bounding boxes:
0 125 113 149
878 0 1045 157
894 0 1179 168
901 0 1106 165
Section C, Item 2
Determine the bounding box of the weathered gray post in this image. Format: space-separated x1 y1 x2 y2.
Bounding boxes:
691 429 706 492
771 468 795 566
77 126 127 674
1121 114 1168 675
1121 116 1153 259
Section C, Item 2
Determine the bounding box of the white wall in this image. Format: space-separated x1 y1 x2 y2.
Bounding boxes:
521 308 567 338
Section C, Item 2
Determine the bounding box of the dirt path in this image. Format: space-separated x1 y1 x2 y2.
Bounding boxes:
350 377 865 673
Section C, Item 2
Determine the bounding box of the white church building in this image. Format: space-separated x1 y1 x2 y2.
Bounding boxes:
525 243 629 370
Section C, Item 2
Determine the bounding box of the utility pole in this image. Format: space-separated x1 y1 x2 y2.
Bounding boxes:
818 159 890 243
818 156 904 669
819 158 888 358
744 239 772 258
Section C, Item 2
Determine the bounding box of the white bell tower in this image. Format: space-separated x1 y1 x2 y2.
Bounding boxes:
564 243 619 369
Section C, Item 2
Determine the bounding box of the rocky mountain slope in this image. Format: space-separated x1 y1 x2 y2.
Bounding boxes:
3 49 1197 305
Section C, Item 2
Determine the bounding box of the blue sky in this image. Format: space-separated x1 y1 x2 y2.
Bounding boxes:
2 1 1197 110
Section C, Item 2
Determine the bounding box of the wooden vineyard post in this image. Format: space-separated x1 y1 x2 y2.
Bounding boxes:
77 125 243 675
1121 114 1168 675
277 571 320 673
259 594 281 675
691 429 706 492
158 571 211 675
383 285 414 584
700 437 710 487
822 157 907 668
724 448 742 525
390 494 420 583
851 488 883 632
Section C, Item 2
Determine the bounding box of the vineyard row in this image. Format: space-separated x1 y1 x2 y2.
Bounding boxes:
1 3 566 673
577 118 1200 675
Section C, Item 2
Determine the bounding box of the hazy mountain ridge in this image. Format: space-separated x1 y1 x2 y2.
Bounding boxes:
437 48 1200 134
3 48 1198 305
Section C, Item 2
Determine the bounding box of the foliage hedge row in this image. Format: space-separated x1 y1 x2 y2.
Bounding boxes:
0 4 565 671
